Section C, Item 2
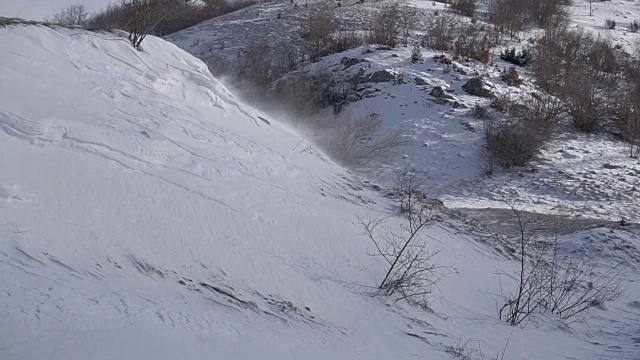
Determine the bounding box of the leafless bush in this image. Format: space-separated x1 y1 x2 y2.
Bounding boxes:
613 65 640 158
562 51 621 133
368 3 402 47
87 3 128 28
483 92 563 169
490 92 513 112
323 113 405 168
499 205 624 326
452 24 496 63
517 94 564 134
273 70 336 116
302 7 336 62
358 168 450 304
422 13 461 51
630 20 640 33
300 7 364 62
605 19 616 30
489 0 528 38
527 0 569 29
47 4 89 26
450 0 476 17
88 0 256 37
619 114 640 158
472 103 491 119
203 54 233 77
483 117 544 169
489 0 568 37
118 0 181 49
500 66 523 87
329 31 365 55
422 14 498 63
398 4 418 46
532 29 623 133
235 37 273 88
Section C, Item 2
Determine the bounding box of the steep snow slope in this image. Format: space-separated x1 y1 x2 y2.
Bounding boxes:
1 24 639 360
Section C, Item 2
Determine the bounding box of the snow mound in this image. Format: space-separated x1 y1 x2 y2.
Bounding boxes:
0 25 390 359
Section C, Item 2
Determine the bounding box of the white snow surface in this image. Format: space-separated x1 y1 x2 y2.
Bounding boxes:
1 24 640 360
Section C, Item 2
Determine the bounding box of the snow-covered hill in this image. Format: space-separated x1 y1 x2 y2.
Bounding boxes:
1 23 640 360
167 0 640 222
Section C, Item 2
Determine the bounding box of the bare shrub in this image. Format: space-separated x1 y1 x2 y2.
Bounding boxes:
490 92 512 112
490 0 568 37
613 64 640 158
605 19 616 30
483 92 563 169
490 0 528 38
203 54 233 77
472 103 491 119
301 7 336 62
630 20 640 33
527 0 569 29
532 29 623 133
323 113 405 168
328 31 365 55
368 3 402 47
86 3 129 29
452 24 495 63
47 4 89 26
619 112 640 158
235 37 273 88
118 0 181 49
562 75 606 133
273 70 336 116
422 14 497 63
517 94 564 134
88 0 256 37
500 66 523 87
398 4 418 46
499 205 624 326
422 13 460 51
450 0 476 17
483 118 544 168
300 8 363 62
359 168 449 304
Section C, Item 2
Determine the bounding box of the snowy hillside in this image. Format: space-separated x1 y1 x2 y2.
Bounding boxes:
167 0 640 222
1 23 640 360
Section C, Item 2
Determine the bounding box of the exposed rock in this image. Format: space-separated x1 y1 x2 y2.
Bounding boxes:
454 66 468 75
368 69 396 83
452 101 467 109
430 85 454 99
348 67 368 84
414 77 428 85
340 56 367 69
462 77 494 98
